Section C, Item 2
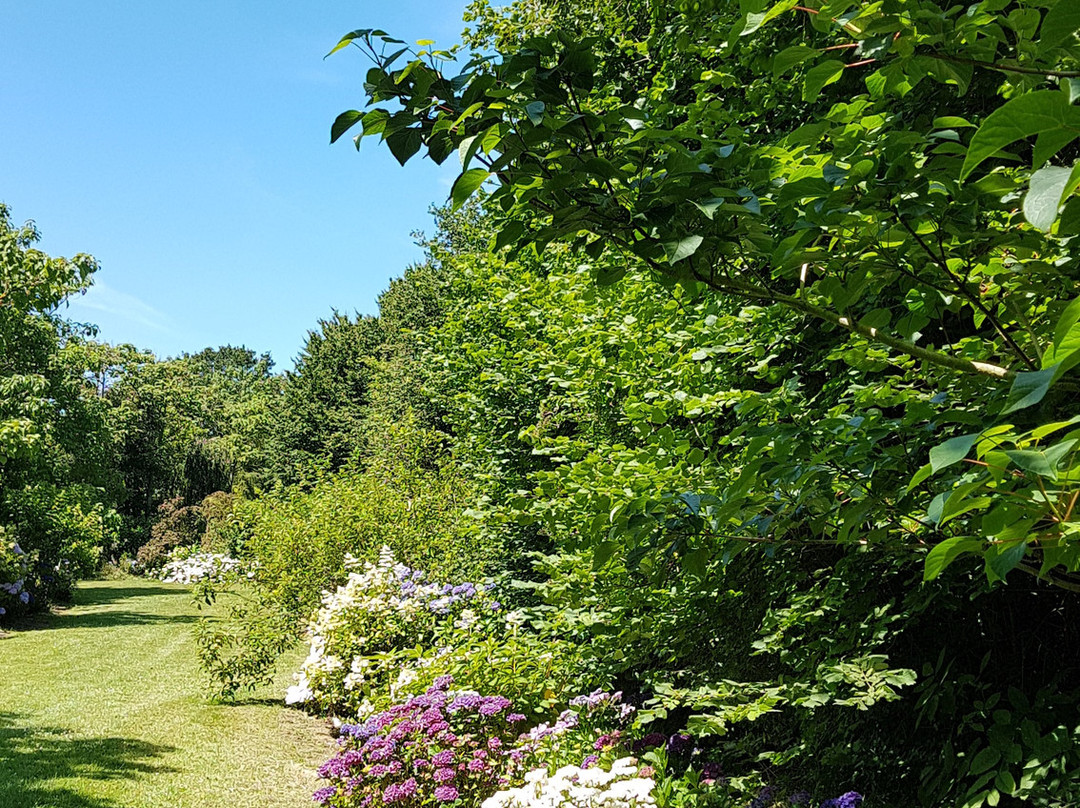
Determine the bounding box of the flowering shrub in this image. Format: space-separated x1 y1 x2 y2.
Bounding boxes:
313 678 526 807
514 690 636 772
288 547 498 713
157 548 243 584
483 758 656 808
0 534 31 617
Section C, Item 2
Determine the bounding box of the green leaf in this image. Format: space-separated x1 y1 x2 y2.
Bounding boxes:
907 462 933 493
925 537 984 580
360 108 391 136
970 747 1002 776
1005 440 1077 480
773 46 817 78
1041 0 1080 51
691 198 725 220
802 61 845 102
961 91 1080 180
330 110 364 145
1001 367 1057 414
525 101 546 125
593 541 618 570
386 129 423 166
458 134 481 170
663 235 704 264
1023 166 1073 231
494 221 525 252
326 29 369 58
930 434 979 473
594 264 626 285
1044 295 1080 373
989 541 1029 580
450 169 491 210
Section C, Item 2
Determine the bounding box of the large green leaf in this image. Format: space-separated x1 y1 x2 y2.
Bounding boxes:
1023 165 1073 231
772 45 816 77
663 235 704 264
450 169 492 210
925 537 984 580
930 434 979 473
1041 0 1080 51
330 110 364 145
1001 367 1057 414
988 540 1029 580
801 61 845 102
1043 295 1080 373
386 129 423 166
961 91 1080 180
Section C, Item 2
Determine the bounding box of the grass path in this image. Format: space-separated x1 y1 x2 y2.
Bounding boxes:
0 577 333 808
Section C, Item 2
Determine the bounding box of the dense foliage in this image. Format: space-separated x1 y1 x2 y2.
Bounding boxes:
6 2 1080 807
308 1 1080 805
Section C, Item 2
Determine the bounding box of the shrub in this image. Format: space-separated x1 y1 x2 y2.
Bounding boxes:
3 483 117 603
196 456 495 698
312 678 530 808
136 496 204 570
288 546 500 714
0 530 31 617
199 490 236 554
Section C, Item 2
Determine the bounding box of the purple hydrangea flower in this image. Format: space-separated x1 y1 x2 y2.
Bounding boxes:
749 786 775 808
434 785 459 802
479 696 511 716
431 750 454 767
313 786 337 804
434 768 456 783
820 793 862 808
632 733 667 752
666 734 692 755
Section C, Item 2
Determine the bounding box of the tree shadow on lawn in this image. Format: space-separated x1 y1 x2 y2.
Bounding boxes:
0 712 178 808
75 583 190 607
36 610 201 631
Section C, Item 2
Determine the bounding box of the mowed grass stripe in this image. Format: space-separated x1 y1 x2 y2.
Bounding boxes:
0 577 331 808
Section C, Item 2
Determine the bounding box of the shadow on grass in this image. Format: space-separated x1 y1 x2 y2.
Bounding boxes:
0 712 178 808
39 610 200 631
75 584 189 606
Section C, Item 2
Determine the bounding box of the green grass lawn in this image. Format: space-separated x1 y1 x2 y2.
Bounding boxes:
0 577 333 808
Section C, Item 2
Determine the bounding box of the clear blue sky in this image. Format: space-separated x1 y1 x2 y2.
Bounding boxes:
1 1 471 369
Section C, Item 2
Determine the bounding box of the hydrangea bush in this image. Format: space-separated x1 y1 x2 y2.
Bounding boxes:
288 547 499 713
0 534 31 617
313 677 526 807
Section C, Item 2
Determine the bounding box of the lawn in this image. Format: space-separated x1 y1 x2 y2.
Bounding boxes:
0 577 332 808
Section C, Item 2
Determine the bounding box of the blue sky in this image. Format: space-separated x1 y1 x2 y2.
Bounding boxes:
1 1 471 369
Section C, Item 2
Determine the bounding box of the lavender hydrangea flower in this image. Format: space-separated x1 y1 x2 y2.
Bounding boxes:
434 785 459 802
820 792 862 808
749 786 775 808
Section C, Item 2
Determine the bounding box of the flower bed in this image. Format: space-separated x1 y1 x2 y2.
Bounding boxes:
287 547 498 713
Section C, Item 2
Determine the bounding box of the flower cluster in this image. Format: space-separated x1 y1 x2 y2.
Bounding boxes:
820 793 862 808
0 538 30 616
157 550 243 584
313 678 525 807
289 547 498 712
513 691 634 772
481 758 656 808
